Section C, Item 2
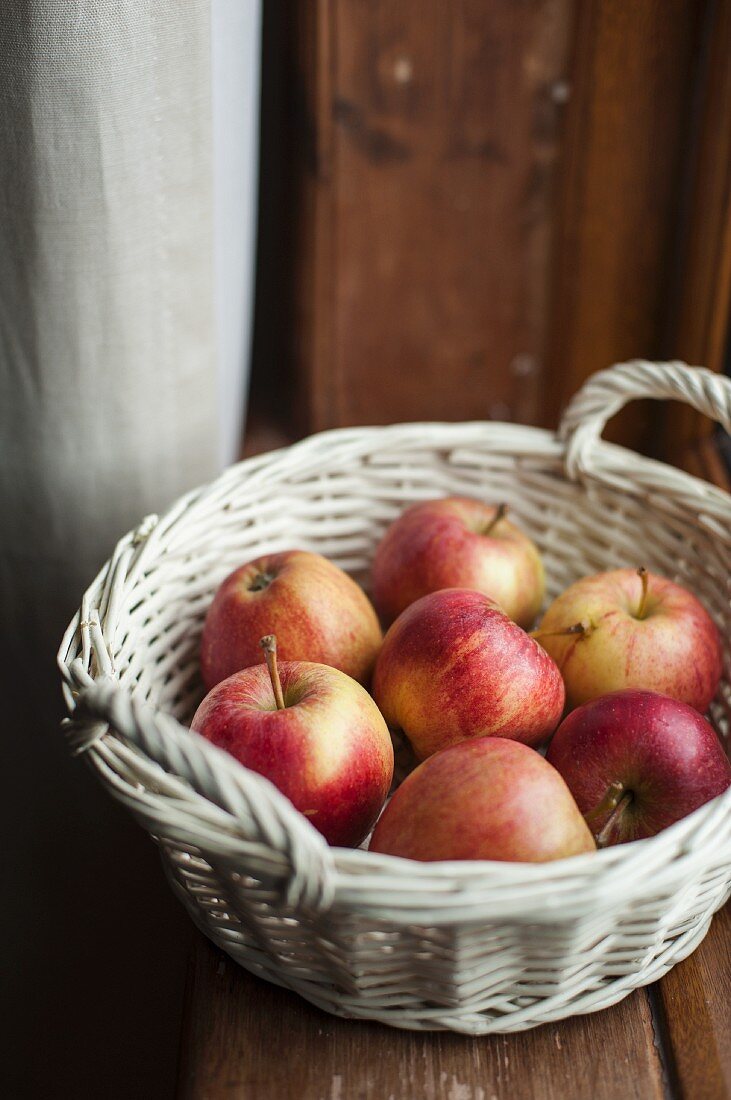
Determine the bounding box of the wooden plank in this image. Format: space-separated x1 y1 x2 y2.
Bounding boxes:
657 903 731 1100
281 0 575 433
249 0 728 455
654 439 731 1100
545 0 708 448
177 936 666 1100
660 0 731 467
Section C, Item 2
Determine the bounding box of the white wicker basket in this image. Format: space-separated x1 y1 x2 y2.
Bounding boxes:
58 361 731 1035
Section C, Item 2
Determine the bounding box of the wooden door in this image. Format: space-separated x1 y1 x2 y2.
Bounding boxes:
247 0 731 468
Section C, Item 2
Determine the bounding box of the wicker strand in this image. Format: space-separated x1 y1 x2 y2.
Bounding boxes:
561 360 731 488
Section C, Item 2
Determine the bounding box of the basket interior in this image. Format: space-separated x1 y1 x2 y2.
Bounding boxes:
107 426 731 753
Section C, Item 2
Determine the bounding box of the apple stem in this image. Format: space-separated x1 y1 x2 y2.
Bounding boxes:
531 621 588 642
483 503 508 536
636 566 649 619
260 634 286 710
594 789 633 848
584 779 625 823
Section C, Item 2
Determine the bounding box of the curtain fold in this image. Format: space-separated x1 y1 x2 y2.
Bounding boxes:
0 4 223 1095
1 0 219 590
212 0 261 465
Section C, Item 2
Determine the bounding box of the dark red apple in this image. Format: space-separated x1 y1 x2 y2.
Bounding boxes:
192 636 394 847
546 689 731 845
369 737 595 862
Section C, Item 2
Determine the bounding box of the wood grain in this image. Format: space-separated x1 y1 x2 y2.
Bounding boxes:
655 415 731 1100
544 0 707 448
657 903 731 1100
176 936 666 1100
249 1 723 456
660 0 731 466
278 0 575 434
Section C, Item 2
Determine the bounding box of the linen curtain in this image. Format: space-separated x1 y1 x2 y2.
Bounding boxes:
0 2 260 1094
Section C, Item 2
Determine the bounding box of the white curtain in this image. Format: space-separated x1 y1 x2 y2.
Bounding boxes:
213 0 261 465
0 3 260 1094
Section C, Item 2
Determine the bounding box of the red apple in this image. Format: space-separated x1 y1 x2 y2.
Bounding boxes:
372 587 565 760
534 567 722 712
200 550 382 691
192 636 394 847
369 737 595 861
546 690 731 845
372 497 545 628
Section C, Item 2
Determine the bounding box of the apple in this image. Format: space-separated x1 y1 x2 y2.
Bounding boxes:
533 567 723 712
371 497 545 628
369 736 595 861
372 587 565 760
200 549 382 691
546 689 731 845
191 635 394 847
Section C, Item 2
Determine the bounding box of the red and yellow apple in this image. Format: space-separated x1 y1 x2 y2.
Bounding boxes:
192 636 394 847
534 567 722 712
369 737 595 861
372 587 565 759
371 497 545 628
200 550 382 691
547 689 731 845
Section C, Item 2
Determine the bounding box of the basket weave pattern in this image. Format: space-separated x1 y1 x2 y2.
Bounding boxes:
59 361 731 1034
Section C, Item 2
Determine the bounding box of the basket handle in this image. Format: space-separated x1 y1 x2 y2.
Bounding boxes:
68 670 336 913
559 360 731 483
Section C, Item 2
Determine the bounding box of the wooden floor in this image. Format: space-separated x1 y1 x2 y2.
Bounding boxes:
175 902 730 1099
